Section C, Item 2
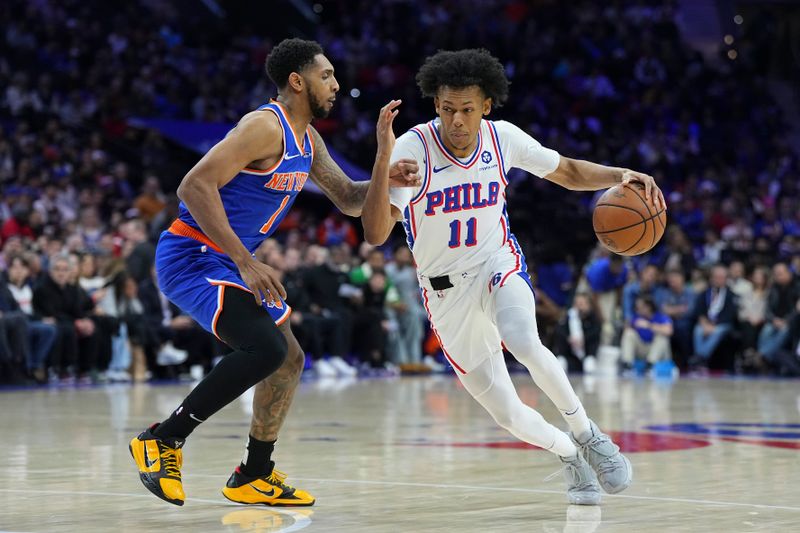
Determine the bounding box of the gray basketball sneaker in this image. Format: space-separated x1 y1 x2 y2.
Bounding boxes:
559 454 602 505
572 420 632 494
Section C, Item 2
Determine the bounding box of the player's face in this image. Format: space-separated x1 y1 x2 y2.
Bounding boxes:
434 86 491 157
304 54 339 119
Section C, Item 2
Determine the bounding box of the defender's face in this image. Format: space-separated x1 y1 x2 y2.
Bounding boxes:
434 86 491 155
304 54 339 118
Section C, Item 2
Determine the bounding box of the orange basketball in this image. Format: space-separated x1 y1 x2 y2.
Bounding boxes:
592 182 667 256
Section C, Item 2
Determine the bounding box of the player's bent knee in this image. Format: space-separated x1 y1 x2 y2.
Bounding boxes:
251 330 289 378
215 287 290 379
284 341 305 371
501 328 544 356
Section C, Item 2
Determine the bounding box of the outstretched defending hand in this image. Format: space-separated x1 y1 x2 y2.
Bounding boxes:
376 99 401 156
236 256 287 307
621 170 666 211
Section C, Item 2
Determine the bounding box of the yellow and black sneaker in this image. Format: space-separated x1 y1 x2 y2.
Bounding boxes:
129 424 186 506
222 465 315 507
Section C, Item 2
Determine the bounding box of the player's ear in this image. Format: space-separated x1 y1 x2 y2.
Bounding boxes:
433 95 440 115
287 72 304 94
483 97 492 116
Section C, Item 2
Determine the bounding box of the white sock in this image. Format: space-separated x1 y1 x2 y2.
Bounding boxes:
548 428 579 458
562 402 592 439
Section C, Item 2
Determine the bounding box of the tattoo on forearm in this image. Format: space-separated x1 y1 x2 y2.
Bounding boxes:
309 126 367 215
250 336 304 441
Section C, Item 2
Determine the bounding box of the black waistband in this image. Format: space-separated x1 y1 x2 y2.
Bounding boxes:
429 275 453 291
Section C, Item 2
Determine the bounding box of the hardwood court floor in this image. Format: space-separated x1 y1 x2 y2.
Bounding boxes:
1 373 799 532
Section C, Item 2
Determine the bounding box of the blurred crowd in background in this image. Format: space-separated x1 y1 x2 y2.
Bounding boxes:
1 0 798 385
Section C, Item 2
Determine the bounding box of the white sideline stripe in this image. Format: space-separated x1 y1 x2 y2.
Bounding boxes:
1 478 797 513
287 476 800 512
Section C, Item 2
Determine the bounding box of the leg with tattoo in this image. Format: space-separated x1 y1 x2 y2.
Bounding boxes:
222 321 315 506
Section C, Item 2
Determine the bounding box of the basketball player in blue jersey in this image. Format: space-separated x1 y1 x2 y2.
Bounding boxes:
363 49 665 505
129 39 419 507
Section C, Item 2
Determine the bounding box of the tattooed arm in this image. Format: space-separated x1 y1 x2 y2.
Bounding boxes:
308 126 419 217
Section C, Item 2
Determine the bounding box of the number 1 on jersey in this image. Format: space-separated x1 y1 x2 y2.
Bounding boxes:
448 217 477 248
260 195 290 234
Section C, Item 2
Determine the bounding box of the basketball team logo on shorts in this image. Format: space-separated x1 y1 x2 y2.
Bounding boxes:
265 298 284 309
488 272 502 293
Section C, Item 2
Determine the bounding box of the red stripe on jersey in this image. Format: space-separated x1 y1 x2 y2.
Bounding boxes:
499 215 522 287
421 287 466 374
410 127 433 206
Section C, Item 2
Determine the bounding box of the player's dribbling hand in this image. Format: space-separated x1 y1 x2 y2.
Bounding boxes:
621 170 666 211
389 158 421 188
376 99 401 155
236 257 287 307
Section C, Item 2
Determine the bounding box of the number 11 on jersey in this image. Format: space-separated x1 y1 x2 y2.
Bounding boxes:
448 217 477 248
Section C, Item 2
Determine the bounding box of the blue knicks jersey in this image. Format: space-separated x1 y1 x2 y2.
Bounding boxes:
176 101 314 253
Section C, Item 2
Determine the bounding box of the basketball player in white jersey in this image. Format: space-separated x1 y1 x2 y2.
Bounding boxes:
363 49 666 505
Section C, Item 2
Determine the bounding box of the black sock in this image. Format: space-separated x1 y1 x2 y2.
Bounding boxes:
153 400 205 441
240 435 276 477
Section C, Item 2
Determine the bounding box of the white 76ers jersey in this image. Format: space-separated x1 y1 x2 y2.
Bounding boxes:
389 119 561 277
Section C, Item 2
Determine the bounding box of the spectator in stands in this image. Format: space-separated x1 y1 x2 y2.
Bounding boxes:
33 253 100 383
303 246 356 376
317 211 358 249
692 264 739 365
96 271 152 382
535 246 575 310
656 268 695 368
279 247 316 364
622 264 661 324
77 252 107 300
756 262 800 366
660 227 696 278
353 270 393 370
350 247 387 286
721 215 755 259
585 252 628 344
0 269 32 383
739 266 769 370
122 219 156 283
4 255 57 383
133 175 167 223
773 302 800 376
697 229 726 268
138 266 215 380
728 261 752 301
620 296 674 374
555 292 601 373
1 204 35 245
76 207 105 251
755 206 784 245
385 245 431 371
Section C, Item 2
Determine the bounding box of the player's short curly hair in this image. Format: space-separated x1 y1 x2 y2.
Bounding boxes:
416 49 509 106
265 38 324 89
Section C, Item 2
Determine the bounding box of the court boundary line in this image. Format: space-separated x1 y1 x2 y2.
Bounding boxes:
1 478 797 513
284 476 800 512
